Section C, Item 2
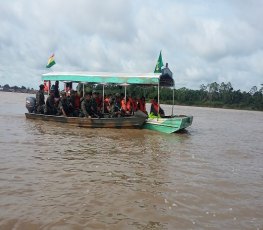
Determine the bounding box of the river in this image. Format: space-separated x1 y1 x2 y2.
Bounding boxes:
0 92 262 230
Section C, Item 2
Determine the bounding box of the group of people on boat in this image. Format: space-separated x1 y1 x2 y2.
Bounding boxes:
34 83 164 118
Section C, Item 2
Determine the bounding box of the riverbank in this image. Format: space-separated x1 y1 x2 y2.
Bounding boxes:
162 100 263 112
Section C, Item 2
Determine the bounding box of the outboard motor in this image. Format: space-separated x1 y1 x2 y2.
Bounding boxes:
26 97 36 113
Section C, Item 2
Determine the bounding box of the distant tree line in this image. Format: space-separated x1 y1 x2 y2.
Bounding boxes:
0 84 35 93
170 82 263 111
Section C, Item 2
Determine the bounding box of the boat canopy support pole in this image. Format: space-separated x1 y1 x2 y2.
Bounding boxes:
158 82 160 119
82 83 85 98
172 87 175 116
102 84 105 114
48 81 50 96
125 85 127 102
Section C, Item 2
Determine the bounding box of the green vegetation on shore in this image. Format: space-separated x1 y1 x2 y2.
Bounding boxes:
1 82 263 111
93 81 263 111
0 84 36 94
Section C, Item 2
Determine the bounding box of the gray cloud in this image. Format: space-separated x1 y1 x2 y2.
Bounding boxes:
0 0 262 91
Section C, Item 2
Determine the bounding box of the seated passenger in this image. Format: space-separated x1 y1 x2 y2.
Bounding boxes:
58 91 73 116
133 97 138 112
126 96 134 115
150 97 165 117
137 96 148 115
68 90 79 117
120 96 127 115
107 97 121 118
104 94 111 113
120 96 134 116
80 92 99 118
115 93 121 110
79 92 92 118
91 91 102 117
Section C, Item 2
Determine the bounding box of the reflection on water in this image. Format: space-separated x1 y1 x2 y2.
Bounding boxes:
0 92 262 229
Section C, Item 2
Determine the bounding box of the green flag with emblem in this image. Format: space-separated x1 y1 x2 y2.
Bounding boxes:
154 51 164 73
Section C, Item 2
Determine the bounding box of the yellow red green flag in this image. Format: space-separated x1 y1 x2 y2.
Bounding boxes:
46 54 56 68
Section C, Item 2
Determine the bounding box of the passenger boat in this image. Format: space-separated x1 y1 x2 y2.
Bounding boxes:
25 111 146 129
25 66 193 132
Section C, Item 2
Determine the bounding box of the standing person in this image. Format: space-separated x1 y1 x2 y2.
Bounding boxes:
54 81 60 99
35 84 45 114
150 97 165 117
44 88 57 115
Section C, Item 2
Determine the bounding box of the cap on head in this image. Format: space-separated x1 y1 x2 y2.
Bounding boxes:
50 85 55 92
109 97 115 103
85 92 92 97
60 91 66 96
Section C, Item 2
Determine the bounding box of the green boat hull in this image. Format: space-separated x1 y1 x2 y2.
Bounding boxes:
143 115 193 134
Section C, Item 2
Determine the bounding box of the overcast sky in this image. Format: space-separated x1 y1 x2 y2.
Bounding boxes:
1 0 263 91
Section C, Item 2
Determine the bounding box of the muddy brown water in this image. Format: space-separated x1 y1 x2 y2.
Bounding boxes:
0 92 262 229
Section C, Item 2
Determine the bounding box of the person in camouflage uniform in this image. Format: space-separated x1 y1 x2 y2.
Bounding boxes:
68 90 79 117
35 84 45 114
44 88 57 115
80 92 93 118
91 91 102 117
58 91 73 116
107 97 121 118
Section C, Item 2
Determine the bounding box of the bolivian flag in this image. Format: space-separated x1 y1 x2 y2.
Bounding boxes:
46 54 56 68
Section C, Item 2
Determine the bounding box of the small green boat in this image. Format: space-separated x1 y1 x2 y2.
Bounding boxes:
143 115 193 134
141 65 193 134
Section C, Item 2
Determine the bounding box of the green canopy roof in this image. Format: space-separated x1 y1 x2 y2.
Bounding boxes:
42 68 174 87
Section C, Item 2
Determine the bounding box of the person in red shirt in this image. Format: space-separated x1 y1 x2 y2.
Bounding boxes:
126 96 134 115
150 97 165 117
104 94 111 113
138 96 147 115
